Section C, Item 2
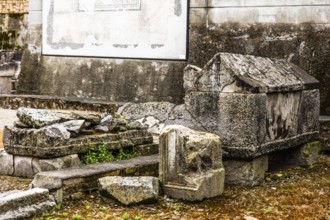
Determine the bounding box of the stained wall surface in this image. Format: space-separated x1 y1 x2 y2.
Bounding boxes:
17 0 330 114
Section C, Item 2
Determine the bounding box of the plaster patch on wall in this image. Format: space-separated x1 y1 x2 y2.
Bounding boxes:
42 0 188 60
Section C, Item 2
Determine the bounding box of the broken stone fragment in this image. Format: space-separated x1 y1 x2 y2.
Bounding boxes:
95 125 109 133
14 120 30 128
17 107 62 129
3 124 71 156
0 188 56 220
136 116 163 135
98 176 159 205
107 116 128 132
114 115 128 126
94 115 113 133
59 120 85 137
41 124 71 140
126 121 143 130
71 111 102 125
100 115 113 126
159 125 225 201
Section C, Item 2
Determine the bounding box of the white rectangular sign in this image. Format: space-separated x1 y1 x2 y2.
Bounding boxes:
43 0 189 60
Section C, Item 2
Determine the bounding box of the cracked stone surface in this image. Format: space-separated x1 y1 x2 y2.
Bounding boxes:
118 54 320 160
4 127 153 158
184 53 319 94
98 176 159 205
0 188 56 220
0 150 82 178
159 125 225 201
183 53 320 159
17 108 62 129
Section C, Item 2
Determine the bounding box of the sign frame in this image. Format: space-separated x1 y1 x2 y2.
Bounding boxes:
42 0 190 61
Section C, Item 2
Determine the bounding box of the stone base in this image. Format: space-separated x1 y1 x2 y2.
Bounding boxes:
162 168 225 201
4 127 153 158
320 116 330 152
0 150 82 178
290 141 321 167
223 156 268 186
269 141 322 169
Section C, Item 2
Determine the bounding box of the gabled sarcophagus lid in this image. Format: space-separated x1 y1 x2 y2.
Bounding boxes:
184 52 319 94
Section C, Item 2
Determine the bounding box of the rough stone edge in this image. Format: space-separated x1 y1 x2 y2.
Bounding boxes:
31 155 159 203
223 132 319 159
0 94 123 113
0 188 55 220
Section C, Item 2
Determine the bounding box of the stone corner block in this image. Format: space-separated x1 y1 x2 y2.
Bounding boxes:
0 150 14 176
292 141 322 167
223 155 269 186
159 125 224 201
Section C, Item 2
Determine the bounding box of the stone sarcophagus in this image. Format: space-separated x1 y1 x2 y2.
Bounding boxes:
184 53 320 160
184 53 320 186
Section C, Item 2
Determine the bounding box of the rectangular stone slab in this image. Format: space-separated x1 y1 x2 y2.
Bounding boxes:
4 128 153 158
31 155 159 203
0 188 56 220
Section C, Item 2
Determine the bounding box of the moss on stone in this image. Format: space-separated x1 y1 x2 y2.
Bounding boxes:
302 141 321 157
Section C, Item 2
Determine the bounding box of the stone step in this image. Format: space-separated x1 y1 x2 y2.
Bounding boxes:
31 154 159 203
0 94 123 113
0 188 56 220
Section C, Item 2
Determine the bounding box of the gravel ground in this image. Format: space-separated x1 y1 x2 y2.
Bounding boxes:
0 155 329 220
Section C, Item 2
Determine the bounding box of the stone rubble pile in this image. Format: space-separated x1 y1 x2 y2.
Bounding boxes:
1 107 154 178
15 107 144 134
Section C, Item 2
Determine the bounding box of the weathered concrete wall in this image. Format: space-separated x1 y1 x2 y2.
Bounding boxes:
0 12 26 94
17 0 330 114
0 14 25 50
189 23 330 115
